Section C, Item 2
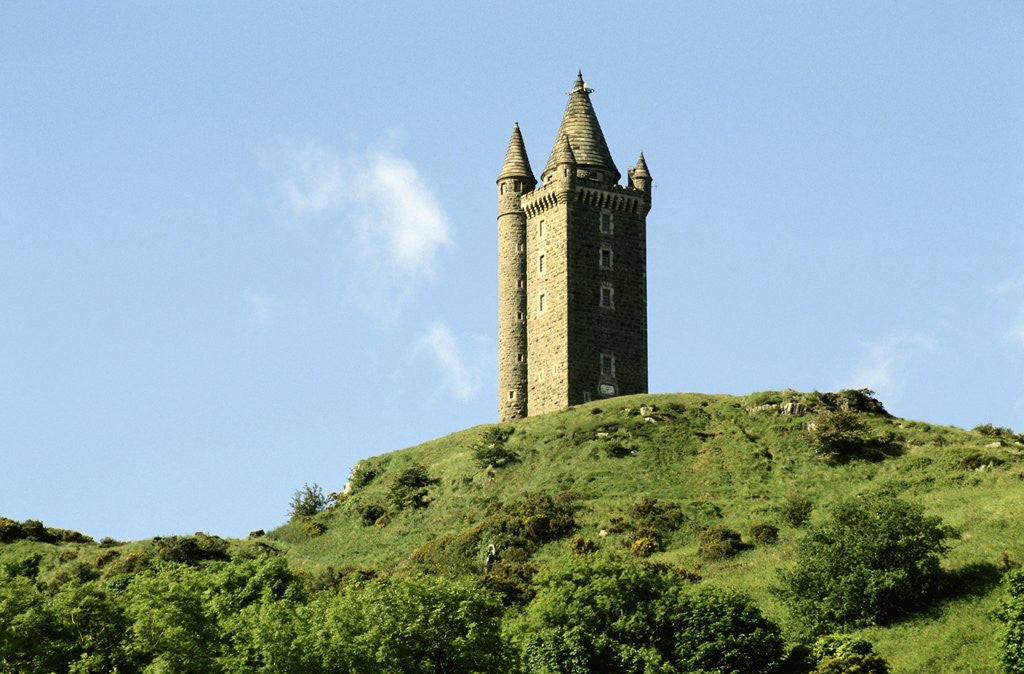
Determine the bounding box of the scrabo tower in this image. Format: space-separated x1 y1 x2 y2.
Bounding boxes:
498 72 651 421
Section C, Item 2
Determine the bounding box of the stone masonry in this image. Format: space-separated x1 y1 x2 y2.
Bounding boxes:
497 72 651 420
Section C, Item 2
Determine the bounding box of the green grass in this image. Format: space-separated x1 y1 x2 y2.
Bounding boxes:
4 390 1022 672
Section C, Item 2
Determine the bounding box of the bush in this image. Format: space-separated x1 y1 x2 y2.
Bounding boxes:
347 460 381 492
808 411 870 461
811 634 890 673
996 568 1024 673
781 495 814 527
630 536 659 558
153 533 231 565
485 492 580 556
389 463 439 510
568 535 595 555
289 483 332 520
472 426 518 468
699 526 745 561
355 502 388 527
778 494 953 633
810 389 889 415
973 423 1024 443
301 519 326 536
751 523 779 545
512 555 784 673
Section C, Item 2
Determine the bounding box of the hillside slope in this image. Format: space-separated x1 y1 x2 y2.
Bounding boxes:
271 390 1021 671
2 390 1020 672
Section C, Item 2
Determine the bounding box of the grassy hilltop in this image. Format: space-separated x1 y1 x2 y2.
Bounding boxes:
3 390 1023 672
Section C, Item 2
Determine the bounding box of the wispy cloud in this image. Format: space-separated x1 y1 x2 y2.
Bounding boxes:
276 141 452 319
842 332 939 402
990 274 1024 297
414 321 487 401
243 289 278 327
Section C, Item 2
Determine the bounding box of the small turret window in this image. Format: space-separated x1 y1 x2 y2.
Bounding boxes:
508 390 516 400
539 293 546 312
538 254 546 273
514 180 522 192
538 220 545 238
600 211 613 234
600 247 612 269
600 284 613 308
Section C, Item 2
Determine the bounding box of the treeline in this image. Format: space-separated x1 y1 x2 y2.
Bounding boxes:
4 491 1021 672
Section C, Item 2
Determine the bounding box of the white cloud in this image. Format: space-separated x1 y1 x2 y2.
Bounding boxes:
280 144 345 216
276 141 452 319
991 274 1024 296
414 321 486 401
243 289 278 326
842 332 939 402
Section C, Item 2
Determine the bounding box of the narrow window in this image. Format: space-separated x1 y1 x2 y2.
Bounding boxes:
583 391 593 402
601 354 615 377
600 285 613 308
517 278 524 289
517 353 524 363
538 220 545 238
508 390 515 400
516 311 524 322
500 183 506 195
539 293 546 312
538 254 546 273
514 180 522 192
518 243 524 253
600 247 612 269
600 211 613 234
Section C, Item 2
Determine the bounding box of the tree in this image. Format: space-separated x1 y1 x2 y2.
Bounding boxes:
996 568 1024 673
778 494 953 633
289 483 331 520
512 554 784 673
298 574 508 673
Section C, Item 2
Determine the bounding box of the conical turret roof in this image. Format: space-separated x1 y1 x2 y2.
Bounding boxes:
543 71 619 183
497 122 536 182
633 151 651 178
549 133 576 167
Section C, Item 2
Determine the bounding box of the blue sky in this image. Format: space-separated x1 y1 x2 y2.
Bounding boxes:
1 2 1022 540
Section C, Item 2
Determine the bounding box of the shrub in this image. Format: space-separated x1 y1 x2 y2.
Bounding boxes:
568 535 595 555
355 502 388 527
513 555 784 673
0 517 21 542
751 523 779 545
485 492 580 556
472 426 518 468
347 460 381 492
289 483 332 520
389 463 439 510
811 634 890 673
630 536 659 558
153 533 230 565
699 526 745 561
483 560 538 606
301 519 326 536
373 513 392 529
809 389 888 415
781 495 814 527
808 411 870 461
778 493 953 633
247 529 265 539
973 423 1024 443
996 568 1024 673
627 496 684 532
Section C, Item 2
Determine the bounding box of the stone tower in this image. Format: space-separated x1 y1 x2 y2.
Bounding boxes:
497 72 651 420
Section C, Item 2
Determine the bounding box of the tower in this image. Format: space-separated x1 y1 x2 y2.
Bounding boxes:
498 72 651 420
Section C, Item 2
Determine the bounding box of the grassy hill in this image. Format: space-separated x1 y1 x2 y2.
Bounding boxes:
4 390 1022 672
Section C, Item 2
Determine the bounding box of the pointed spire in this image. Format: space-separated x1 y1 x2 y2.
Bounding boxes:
548 133 576 168
497 122 536 182
633 151 650 178
543 71 619 183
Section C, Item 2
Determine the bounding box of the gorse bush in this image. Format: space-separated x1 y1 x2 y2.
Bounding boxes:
698 526 745 561
751 522 779 545
973 423 1024 444
289 483 332 520
778 493 953 633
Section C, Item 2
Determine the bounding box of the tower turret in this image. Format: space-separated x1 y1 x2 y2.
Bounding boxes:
542 70 619 186
497 123 536 421
628 151 652 196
